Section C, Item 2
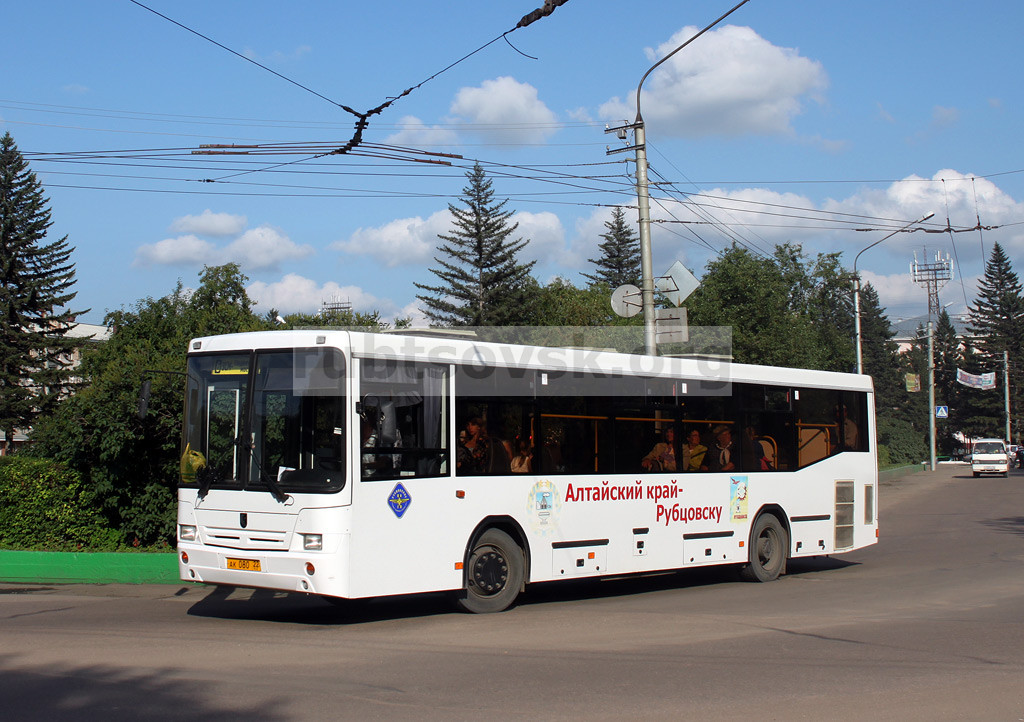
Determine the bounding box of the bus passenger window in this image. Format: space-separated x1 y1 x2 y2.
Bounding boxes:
359 360 449 481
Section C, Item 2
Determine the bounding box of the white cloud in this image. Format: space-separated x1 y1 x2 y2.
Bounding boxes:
599 25 828 138
566 107 593 123
859 270 930 316
332 210 450 267
134 234 216 267
930 105 960 129
399 299 431 327
824 170 1022 234
512 211 566 267
224 226 314 271
384 115 459 149
62 84 89 95
450 76 558 144
135 222 313 271
246 274 396 316
170 209 247 237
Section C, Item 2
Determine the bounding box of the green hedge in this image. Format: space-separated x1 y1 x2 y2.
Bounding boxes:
0 457 123 551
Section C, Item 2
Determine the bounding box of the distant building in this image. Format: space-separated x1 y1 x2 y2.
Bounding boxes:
890 313 971 354
0 320 111 455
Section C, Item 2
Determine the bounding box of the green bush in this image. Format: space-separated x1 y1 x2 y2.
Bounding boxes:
0 457 123 550
876 416 928 466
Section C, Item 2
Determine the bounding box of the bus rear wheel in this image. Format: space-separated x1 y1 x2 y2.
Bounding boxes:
740 513 787 582
458 529 524 613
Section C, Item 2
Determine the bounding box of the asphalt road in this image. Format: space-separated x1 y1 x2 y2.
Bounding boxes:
1 464 1022 721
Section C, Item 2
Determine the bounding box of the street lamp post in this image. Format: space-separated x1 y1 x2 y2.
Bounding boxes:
853 212 934 374
626 0 751 355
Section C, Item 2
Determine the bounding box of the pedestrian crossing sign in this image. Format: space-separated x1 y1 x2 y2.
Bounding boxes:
935 406 948 418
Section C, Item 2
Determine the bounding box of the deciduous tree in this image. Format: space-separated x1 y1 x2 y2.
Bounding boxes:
31 265 264 545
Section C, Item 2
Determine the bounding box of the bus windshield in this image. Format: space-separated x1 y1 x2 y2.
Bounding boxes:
181 348 347 494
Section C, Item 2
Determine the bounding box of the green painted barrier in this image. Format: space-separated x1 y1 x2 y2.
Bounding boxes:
0 550 179 584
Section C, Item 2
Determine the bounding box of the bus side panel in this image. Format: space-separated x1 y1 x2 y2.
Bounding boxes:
347 476 468 599
344 452 878 598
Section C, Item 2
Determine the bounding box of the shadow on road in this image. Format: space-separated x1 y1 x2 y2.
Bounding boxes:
186 555 856 624
0 653 286 721
981 516 1024 537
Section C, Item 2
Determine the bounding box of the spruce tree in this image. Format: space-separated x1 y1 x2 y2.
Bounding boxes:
859 283 924 464
967 242 1024 358
859 283 902 399
415 163 535 326
932 309 962 453
582 206 641 289
966 241 1024 440
0 132 83 453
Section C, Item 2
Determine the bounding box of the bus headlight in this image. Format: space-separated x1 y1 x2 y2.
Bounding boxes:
302 533 323 551
179 524 197 542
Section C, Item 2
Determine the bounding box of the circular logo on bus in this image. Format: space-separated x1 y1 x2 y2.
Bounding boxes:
526 480 561 537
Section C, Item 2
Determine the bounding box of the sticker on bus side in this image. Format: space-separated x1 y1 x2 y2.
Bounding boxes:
526 480 562 537
730 476 749 522
388 482 412 518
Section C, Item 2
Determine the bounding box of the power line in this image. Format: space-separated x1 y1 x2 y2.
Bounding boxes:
127 0 576 179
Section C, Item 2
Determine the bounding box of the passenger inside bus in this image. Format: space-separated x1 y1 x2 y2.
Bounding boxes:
457 416 512 475
683 429 707 471
641 426 677 471
841 405 861 449
743 425 773 471
511 439 533 473
705 425 737 472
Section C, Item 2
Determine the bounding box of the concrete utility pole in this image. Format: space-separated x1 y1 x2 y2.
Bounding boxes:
928 321 936 471
607 0 751 356
911 247 953 471
1005 350 1012 444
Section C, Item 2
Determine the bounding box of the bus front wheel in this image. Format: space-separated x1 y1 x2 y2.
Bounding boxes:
458 529 524 613
740 513 787 582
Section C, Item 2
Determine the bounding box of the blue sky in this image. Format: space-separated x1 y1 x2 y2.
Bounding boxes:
2 0 1021 326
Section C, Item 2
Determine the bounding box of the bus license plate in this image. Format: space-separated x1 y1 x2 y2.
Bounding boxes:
226 557 261 572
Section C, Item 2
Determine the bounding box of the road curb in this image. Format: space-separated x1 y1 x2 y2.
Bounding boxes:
878 464 924 482
0 550 179 584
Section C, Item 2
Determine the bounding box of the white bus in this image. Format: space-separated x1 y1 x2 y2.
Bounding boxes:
177 330 877 613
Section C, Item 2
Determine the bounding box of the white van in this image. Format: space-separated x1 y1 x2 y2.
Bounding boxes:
971 439 1009 477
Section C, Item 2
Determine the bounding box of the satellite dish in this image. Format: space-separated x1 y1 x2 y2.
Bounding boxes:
611 284 642 318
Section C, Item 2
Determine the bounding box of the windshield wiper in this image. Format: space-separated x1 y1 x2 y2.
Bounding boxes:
234 437 289 504
196 464 218 500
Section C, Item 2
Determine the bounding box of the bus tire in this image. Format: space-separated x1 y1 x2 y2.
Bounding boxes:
458 529 524 614
740 513 787 583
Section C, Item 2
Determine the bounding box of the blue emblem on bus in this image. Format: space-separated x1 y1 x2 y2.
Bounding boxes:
387 483 412 518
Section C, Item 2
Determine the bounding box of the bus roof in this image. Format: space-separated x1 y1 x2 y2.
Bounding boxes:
188 329 874 393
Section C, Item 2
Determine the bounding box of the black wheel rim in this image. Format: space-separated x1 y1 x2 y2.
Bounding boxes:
757 527 778 569
470 547 508 597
